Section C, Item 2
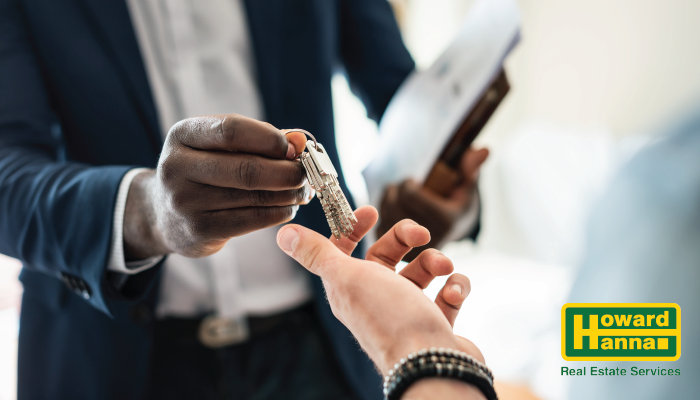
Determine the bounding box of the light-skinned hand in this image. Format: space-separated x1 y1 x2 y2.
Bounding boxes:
276 205 484 376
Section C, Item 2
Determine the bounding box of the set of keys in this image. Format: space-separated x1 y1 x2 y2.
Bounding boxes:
291 130 357 240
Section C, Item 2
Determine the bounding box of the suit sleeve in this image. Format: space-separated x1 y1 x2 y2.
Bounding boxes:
0 0 149 316
338 0 415 122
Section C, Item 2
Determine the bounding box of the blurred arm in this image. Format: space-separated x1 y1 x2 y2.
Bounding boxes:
337 2 485 257
568 123 700 399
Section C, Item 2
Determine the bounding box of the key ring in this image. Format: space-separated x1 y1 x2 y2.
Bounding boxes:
284 129 319 151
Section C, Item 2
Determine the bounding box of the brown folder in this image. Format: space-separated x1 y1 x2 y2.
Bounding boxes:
423 69 510 197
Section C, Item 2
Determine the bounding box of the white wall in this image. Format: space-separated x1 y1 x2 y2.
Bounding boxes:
397 0 700 142
335 0 700 262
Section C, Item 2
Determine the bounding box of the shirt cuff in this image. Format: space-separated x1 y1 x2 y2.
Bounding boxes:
443 189 481 243
107 168 164 275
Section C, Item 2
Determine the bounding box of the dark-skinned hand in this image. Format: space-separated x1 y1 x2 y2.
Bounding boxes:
122 114 312 260
378 147 489 261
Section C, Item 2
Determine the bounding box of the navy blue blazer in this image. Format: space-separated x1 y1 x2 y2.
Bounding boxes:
0 0 414 398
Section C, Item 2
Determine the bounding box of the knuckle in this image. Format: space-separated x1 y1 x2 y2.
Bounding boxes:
292 187 308 204
252 190 275 206
159 157 180 184
166 119 186 142
238 158 262 188
392 223 414 248
168 117 203 147
220 114 243 148
301 241 325 269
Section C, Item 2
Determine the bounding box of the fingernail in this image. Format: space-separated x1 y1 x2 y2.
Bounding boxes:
450 284 462 295
286 143 296 160
278 227 300 254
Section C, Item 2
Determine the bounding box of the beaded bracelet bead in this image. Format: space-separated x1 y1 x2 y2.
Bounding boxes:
383 347 497 400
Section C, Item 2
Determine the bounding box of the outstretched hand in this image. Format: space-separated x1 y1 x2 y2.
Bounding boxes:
276 205 483 375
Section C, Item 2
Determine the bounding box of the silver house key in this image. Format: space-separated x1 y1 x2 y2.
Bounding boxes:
287 129 357 239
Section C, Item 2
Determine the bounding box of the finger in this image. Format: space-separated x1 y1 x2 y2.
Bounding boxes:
172 147 307 190
191 205 301 248
435 273 471 327
174 183 314 211
399 249 454 289
277 224 345 278
460 147 489 182
283 130 308 157
333 206 379 255
169 114 295 159
365 219 430 269
450 147 487 201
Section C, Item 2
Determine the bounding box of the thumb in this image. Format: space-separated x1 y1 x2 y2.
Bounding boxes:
277 224 342 277
461 147 489 181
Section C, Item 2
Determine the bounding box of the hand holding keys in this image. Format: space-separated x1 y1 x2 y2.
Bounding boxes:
285 129 357 239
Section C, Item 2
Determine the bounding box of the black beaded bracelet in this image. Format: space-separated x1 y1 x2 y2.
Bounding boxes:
383 347 497 400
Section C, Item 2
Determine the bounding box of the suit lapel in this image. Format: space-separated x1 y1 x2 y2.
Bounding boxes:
76 0 163 156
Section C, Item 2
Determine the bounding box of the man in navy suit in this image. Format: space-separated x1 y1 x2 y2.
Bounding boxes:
0 0 486 398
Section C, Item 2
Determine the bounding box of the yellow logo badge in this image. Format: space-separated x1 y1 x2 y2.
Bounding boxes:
562 303 681 361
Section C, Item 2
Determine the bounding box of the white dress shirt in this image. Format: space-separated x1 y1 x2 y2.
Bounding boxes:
110 0 312 320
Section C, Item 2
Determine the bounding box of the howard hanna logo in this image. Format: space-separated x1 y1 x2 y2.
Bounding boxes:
562 303 681 361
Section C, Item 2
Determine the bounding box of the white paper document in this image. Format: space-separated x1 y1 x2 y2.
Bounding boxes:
362 0 521 207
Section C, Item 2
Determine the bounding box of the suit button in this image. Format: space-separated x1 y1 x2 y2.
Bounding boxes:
130 303 152 325
59 272 92 299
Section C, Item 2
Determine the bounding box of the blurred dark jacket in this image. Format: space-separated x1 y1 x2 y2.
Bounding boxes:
0 0 414 398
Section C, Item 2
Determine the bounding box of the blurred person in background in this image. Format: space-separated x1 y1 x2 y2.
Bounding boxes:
564 107 700 398
0 0 487 399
